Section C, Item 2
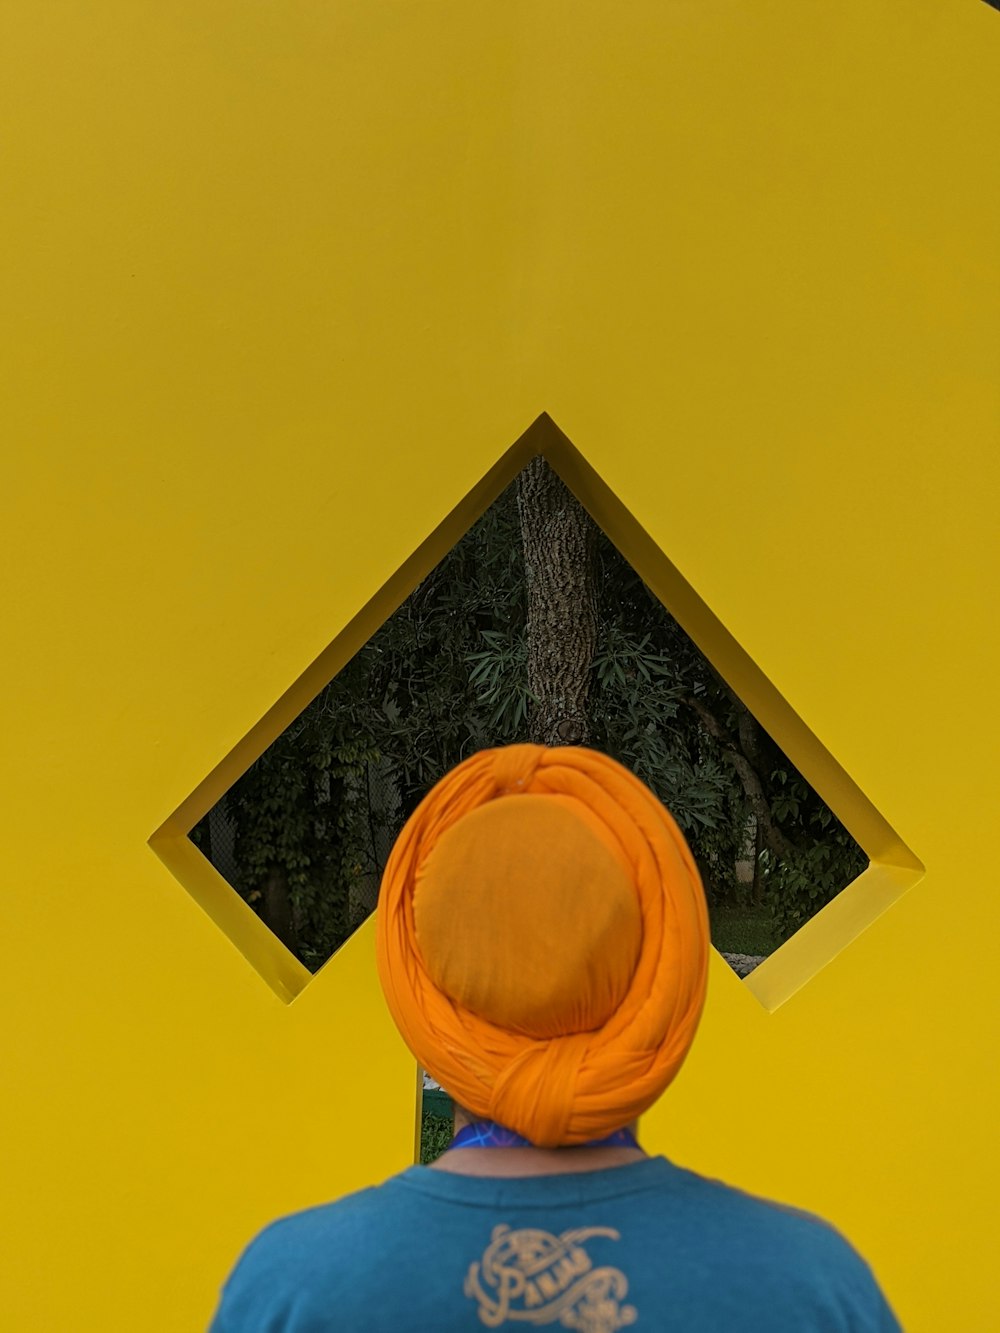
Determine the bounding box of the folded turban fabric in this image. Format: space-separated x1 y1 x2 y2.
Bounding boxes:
375 744 710 1148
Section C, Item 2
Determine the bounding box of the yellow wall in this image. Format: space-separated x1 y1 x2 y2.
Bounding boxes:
1 2 996 1328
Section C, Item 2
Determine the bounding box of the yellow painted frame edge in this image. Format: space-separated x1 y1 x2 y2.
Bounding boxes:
149 412 923 1012
147 417 544 1001
542 417 924 1010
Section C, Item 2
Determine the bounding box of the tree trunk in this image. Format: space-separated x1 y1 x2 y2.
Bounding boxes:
684 694 792 861
517 456 599 745
261 867 299 955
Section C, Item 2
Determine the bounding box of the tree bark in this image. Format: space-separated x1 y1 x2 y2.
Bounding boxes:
517 456 599 745
683 694 792 861
261 867 299 955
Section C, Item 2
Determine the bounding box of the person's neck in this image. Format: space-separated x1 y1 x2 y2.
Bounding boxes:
428 1115 646 1177
429 1143 647 1177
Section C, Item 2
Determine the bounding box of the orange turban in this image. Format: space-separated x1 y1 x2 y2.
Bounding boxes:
375 744 710 1148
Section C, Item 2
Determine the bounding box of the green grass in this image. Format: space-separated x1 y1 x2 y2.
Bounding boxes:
709 903 779 956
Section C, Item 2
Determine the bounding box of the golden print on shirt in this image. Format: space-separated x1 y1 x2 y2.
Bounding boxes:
465 1223 638 1330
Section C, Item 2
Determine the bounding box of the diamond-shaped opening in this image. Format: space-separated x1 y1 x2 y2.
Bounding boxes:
150 414 921 1015
187 473 868 980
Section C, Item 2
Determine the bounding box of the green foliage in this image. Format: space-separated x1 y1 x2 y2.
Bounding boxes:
200 717 377 970
331 486 529 813
199 479 867 964
759 771 868 941
419 1113 454 1165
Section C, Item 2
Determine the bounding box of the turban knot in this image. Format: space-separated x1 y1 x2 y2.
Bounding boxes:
376 745 709 1147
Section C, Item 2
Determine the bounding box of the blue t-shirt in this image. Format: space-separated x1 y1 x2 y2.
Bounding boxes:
210 1157 900 1332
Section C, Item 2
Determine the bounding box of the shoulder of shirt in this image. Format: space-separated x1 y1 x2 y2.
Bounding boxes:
217 1179 411 1316
213 1185 407 1330
667 1160 867 1247
243 1177 407 1250
665 1162 892 1301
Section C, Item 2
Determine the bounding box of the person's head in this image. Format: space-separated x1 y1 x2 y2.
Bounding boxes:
376 744 709 1148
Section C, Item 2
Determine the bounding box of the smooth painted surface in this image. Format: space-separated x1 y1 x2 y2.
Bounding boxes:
1 2 997 1328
